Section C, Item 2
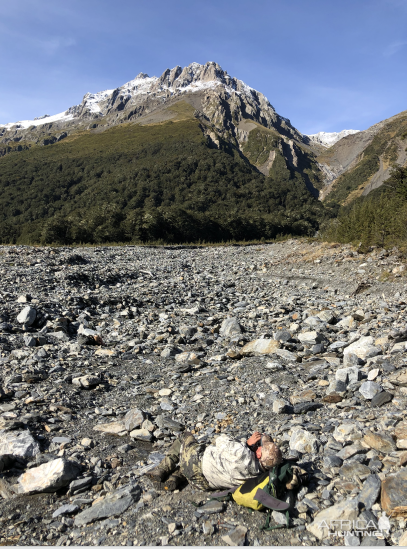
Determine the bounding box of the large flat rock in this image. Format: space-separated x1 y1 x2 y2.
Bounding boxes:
74 483 141 526
307 498 358 540
241 339 280 356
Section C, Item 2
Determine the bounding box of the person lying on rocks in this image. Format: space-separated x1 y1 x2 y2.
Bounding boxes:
147 430 306 492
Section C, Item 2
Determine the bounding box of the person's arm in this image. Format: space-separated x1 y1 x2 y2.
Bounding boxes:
246 431 261 452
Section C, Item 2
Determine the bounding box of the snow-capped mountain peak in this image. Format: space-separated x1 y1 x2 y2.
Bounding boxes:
306 129 360 147
0 62 267 130
0 61 305 149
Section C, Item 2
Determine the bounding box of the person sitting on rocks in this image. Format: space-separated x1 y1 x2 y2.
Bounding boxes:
147 430 303 492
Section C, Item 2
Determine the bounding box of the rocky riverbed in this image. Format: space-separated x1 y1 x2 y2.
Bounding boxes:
1 239 407 546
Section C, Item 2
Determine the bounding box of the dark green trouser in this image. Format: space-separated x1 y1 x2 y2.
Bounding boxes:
167 431 210 491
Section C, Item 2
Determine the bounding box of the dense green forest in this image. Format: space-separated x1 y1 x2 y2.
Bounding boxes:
322 165 407 248
0 118 327 244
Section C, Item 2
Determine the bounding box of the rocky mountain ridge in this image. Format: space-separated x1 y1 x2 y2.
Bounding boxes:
0 61 326 219
0 62 305 152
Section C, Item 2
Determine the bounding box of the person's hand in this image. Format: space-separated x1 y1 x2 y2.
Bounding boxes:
247 432 262 447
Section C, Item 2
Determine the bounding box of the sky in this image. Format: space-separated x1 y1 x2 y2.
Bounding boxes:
0 0 406 134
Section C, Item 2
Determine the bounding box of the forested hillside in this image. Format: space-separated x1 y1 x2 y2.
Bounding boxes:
322 165 407 249
0 118 325 244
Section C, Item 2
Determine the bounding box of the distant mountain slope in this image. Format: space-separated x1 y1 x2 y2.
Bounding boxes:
306 130 360 147
0 62 323 191
316 111 407 204
0 62 327 244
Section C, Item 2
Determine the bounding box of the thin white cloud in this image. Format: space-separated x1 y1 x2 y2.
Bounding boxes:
0 22 76 55
383 40 407 56
34 36 77 55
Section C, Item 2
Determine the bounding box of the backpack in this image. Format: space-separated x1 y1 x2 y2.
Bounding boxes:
207 463 294 531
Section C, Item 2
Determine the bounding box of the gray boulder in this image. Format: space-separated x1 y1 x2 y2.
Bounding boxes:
356 474 381 510
74 483 141 526
307 498 358 539
124 408 145 431
16 306 37 326
220 317 242 337
336 367 361 384
344 336 380 363
17 458 80 494
0 430 40 459
129 428 153 441
298 331 327 346
359 381 381 400
72 374 100 388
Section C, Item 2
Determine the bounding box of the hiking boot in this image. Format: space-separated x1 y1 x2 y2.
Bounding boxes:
163 469 185 491
147 456 177 483
285 472 299 490
285 467 309 490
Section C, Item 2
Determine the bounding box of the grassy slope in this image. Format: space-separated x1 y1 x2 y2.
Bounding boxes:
324 113 407 206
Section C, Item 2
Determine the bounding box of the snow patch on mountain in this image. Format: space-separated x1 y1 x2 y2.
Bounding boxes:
307 129 360 147
0 62 270 130
82 89 115 113
119 74 159 97
0 111 75 130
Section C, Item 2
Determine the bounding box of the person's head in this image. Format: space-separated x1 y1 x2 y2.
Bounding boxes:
258 441 283 470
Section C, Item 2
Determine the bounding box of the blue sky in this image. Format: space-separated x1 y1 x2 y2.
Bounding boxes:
0 0 406 134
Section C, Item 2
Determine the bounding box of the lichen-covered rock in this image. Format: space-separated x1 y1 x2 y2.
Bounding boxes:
363 431 397 454
333 423 359 443
395 421 407 440
388 368 407 387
